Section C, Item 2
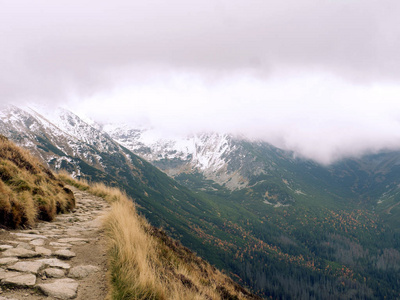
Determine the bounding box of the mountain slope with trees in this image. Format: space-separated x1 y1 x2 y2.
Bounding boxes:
1 106 400 299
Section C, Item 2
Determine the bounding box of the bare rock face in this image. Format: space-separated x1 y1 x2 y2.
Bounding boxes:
38 278 79 299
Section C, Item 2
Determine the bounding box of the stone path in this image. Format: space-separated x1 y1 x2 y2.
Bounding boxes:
0 186 110 299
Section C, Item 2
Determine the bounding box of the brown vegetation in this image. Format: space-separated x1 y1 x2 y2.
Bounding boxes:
0 136 75 228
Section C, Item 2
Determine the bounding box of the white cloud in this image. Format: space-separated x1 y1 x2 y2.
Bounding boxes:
2 0 400 163
73 71 400 164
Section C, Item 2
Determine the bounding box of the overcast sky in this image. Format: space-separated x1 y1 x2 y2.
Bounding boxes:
2 0 400 164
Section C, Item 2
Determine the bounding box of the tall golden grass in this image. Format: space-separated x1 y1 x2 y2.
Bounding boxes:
61 174 259 300
0 136 75 228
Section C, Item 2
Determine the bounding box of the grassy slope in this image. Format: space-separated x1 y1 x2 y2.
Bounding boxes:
0 136 75 228
61 176 260 300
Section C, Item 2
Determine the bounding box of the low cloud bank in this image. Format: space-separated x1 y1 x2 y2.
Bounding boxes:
73 72 400 165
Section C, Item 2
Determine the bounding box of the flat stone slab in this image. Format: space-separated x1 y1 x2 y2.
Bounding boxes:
30 239 45 246
11 233 47 240
54 250 76 260
68 265 100 279
69 241 87 246
1 273 36 287
35 246 52 256
4 241 19 245
0 258 18 266
8 260 45 274
0 269 21 280
38 278 78 299
57 238 88 243
16 242 33 250
44 267 65 278
0 245 13 251
49 242 71 248
37 258 70 269
2 247 39 258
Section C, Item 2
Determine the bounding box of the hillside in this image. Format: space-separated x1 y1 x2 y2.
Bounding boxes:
0 135 75 228
63 177 260 300
2 106 400 298
0 139 259 299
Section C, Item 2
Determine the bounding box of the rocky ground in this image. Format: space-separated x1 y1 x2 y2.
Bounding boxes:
0 186 110 299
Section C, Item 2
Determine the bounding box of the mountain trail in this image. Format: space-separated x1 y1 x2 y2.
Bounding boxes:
0 186 110 300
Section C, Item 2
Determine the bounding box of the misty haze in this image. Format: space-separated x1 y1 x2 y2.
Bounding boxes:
1 1 400 299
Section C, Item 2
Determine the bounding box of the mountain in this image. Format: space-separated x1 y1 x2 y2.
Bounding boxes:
104 126 285 191
106 123 400 219
1 105 400 299
0 135 259 300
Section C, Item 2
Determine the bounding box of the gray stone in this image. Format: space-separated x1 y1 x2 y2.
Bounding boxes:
70 241 86 246
57 238 88 244
68 265 100 279
11 233 47 240
35 246 52 256
8 260 45 274
1 273 36 287
30 239 45 246
38 278 78 299
65 230 81 236
49 242 71 248
0 257 18 266
0 269 21 280
37 258 70 269
44 268 65 278
16 242 33 250
0 245 13 251
4 241 19 245
2 248 39 258
54 250 76 260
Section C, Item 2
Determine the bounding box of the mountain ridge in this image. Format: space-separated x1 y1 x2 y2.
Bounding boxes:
2 105 400 299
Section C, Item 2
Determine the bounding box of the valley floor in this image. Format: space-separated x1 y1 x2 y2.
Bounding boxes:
0 186 110 300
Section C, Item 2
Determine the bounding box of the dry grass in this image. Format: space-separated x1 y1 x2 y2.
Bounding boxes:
104 195 259 300
0 136 75 228
61 174 259 300
58 172 127 204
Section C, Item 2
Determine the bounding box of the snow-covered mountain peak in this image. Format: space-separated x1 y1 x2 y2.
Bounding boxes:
0 106 257 190
102 123 248 188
